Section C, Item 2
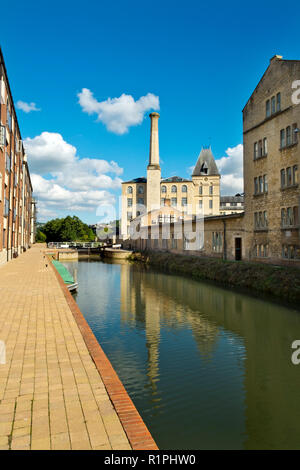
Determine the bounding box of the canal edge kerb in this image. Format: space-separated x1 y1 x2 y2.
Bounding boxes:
47 254 159 451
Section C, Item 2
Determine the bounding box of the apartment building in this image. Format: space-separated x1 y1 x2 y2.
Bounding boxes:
0 47 34 265
243 55 300 263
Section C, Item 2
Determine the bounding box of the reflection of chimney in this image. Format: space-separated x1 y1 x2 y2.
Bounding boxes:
148 112 160 167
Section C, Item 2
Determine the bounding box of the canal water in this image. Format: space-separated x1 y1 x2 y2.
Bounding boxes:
64 258 300 450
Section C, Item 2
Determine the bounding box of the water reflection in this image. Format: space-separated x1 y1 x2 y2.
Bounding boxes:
67 259 300 449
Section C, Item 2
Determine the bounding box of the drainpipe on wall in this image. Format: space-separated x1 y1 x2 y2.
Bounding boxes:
6 112 12 262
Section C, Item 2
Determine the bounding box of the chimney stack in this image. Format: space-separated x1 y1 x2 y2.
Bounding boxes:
148 112 160 167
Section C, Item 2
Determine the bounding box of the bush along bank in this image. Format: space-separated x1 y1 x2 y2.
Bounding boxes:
128 251 300 306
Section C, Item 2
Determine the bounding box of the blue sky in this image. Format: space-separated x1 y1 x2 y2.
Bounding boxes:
1 0 299 223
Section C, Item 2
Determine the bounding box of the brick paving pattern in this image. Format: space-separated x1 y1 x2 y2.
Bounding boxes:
0 246 157 450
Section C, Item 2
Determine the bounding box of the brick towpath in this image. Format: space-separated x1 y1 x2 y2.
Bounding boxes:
0 245 157 450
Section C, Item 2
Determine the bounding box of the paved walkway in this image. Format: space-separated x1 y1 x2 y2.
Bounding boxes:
0 246 135 450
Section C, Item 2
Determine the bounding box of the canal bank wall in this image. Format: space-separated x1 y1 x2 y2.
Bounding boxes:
129 251 300 306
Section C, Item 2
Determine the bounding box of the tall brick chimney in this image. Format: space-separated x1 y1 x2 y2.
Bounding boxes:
148 112 160 166
147 112 161 212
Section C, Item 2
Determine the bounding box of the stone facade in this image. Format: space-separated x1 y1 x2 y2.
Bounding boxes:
124 55 300 266
243 55 300 265
121 113 226 238
0 47 34 266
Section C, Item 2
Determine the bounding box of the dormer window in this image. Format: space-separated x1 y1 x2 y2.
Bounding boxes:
200 162 208 174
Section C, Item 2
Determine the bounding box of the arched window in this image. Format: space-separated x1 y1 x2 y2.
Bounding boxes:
127 186 133 194
161 185 167 193
182 185 187 193
138 185 144 194
171 185 177 193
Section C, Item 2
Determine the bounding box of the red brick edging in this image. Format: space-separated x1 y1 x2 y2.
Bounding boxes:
48 254 158 451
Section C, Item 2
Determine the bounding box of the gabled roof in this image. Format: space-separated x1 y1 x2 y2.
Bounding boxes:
220 195 244 203
242 55 300 111
123 177 147 184
161 176 190 183
192 147 220 177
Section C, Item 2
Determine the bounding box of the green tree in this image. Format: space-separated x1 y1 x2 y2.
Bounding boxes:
42 216 95 242
35 230 47 243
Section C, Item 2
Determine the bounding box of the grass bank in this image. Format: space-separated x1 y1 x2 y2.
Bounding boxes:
128 251 300 306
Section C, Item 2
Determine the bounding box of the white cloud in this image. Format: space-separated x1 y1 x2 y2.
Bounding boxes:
24 132 123 221
16 101 41 113
217 144 244 195
78 88 160 134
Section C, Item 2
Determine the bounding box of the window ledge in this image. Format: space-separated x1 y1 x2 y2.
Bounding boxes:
254 228 268 232
253 192 268 197
254 154 267 161
281 225 300 230
280 184 298 191
280 142 298 151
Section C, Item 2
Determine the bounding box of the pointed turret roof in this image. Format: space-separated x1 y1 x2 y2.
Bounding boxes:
192 147 220 177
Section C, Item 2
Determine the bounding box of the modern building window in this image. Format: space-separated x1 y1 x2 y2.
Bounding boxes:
276 93 281 112
254 211 268 229
259 176 263 193
293 165 298 185
280 124 298 148
4 198 9 217
280 129 285 148
6 102 11 131
137 198 144 205
282 244 300 260
258 140 263 158
271 96 276 114
127 198 132 207
281 169 286 188
171 197 177 207
5 152 11 172
127 186 133 194
255 244 269 258
294 206 299 225
209 185 213 195
287 167 292 186
281 208 286 226
263 174 268 193
263 138 268 156
181 197 187 207
254 177 258 194
292 123 298 144
254 142 258 160
266 100 271 117
171 185 177 193
286 126 292 146
0 125 5 146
